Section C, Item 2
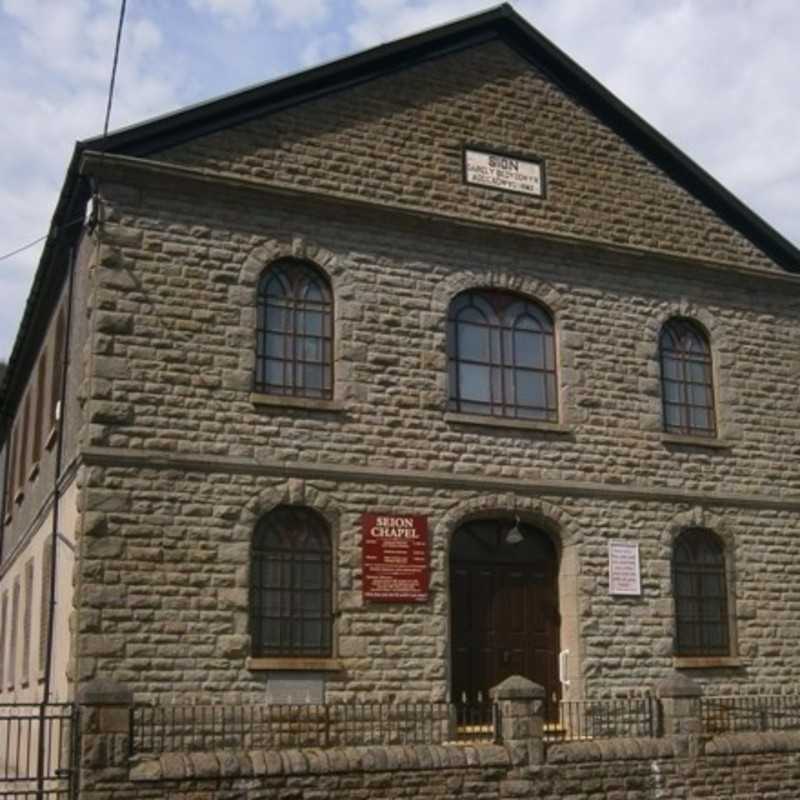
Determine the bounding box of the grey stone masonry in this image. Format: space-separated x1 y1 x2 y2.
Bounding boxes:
656 672 703 738
77 678 134 792
491 675 546 767
158 41 780 274
68 17 800 712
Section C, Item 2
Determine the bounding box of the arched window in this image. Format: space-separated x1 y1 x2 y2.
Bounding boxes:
659 319 715 437
255 260 333 399
448 290 557 420
673 529 729 657
251 506 332 658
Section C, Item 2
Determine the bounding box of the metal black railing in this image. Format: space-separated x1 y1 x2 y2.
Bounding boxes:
543 696 660 743
701 695 800 735
131 701 496 755
0 703 79 799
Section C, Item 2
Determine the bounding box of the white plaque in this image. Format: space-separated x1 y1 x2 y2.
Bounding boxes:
464 148 543 196
608 540 641 596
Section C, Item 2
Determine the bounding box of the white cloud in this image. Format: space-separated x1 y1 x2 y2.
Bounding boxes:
2 0 800 360
188 0 258 28
300 30 345 67
189 0 330 30
0 0 183 360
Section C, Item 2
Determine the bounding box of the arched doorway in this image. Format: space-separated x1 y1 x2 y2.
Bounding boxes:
449 518 560 705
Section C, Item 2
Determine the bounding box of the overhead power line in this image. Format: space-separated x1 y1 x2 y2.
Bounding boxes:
0 0 127 265
0 235 49 264
103 0 127 139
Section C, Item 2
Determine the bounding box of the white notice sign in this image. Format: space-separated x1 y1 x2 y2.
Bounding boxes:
464 148 543 196
608 540 641 596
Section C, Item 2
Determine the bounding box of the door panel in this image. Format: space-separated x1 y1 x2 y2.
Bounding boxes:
450 558 559 706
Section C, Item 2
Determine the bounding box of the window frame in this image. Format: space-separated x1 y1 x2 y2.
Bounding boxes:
659 318 717 438
0 591 7 691
447 289 558 421
254 259 334 401
250 506 334 660
672 528 730 658
50 308 65 428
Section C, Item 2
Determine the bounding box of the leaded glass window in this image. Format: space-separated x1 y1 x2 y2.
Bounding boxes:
251 506 332 658
448 290 557 420
255 260 333 399
673 529 729 657
660 319 716 437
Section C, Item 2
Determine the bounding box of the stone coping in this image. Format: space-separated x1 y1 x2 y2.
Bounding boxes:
130 744 510 782
705 731 800 756
546 736 687 764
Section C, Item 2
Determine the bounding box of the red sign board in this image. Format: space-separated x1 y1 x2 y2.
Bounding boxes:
362 514 429 603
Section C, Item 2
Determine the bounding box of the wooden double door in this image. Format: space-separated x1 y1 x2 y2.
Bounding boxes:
450 519 560 706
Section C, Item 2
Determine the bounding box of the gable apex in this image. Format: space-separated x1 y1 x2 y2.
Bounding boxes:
78 3 798 275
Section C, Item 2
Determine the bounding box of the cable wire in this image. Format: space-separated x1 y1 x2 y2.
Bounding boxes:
0 0 127 265
0 235 49 264
0 216 87 264
103 0 127 139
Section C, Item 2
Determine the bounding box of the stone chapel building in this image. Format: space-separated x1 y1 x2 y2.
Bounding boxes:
2 4 800 713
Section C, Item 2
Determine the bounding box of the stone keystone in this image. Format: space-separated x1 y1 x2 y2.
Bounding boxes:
490 674 546 701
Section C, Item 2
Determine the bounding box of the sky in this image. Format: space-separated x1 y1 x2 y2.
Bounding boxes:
1 0 799 359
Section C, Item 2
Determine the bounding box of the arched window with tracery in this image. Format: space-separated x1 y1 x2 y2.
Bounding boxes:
448 290 557 420
250 506 332 658
673 529 729 657
659 319 716 437
255 259 333 399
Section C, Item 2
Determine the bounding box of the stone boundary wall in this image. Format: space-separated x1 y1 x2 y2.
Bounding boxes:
80 733 800 800
76 676 800 799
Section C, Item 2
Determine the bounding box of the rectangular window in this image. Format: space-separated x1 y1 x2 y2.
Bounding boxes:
51 310 66 427
22 560 34 686
9 578 20 688
18 394 30 490
8 428 18 508
39 540 53 676
33 351 47 466
0 592 7 691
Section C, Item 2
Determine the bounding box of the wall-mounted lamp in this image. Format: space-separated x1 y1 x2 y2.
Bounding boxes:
505 515 524 545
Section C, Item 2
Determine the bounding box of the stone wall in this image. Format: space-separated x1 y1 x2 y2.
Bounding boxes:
85 183 800 496
70 20 800 713
74 462 800 700
74 677 800 800
71 166 800 699
156 40 779 273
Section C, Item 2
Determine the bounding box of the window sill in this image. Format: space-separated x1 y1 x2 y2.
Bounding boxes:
444 412 571 435
14 489 24 506
28 463 39 483
673 656 741 669
250 393 345 413
45 425 58 451
246 657 343 672
661 434 731 450
3 513 11 525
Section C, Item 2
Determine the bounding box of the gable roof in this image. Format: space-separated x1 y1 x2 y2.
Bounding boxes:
2 3 799 431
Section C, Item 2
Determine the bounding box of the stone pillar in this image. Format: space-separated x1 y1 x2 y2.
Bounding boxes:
490 674 546 767
656 672 702 756
77 678 134 792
